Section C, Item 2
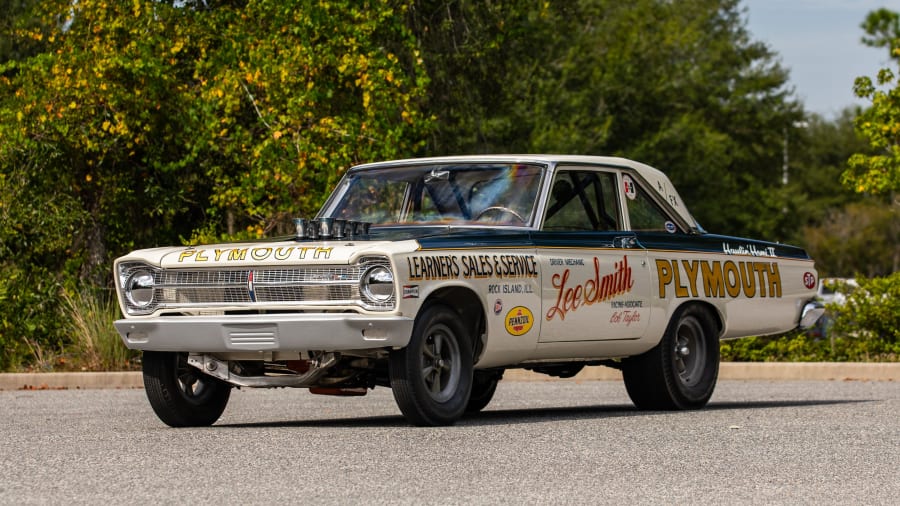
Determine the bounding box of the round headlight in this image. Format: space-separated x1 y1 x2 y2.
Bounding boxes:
361 266 394 303
125 270 156 308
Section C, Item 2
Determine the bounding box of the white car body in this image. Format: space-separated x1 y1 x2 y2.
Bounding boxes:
113 155 822 426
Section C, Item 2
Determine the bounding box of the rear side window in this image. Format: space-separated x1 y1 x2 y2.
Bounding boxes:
625 179 681 233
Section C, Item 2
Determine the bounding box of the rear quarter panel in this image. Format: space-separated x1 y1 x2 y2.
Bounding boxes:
639 233 818 339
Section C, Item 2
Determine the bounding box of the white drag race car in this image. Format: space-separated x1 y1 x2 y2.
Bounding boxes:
114 155 823 426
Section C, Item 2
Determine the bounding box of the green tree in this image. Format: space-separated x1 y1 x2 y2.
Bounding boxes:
187 0 429 240
410 0 802 240
790 111 869 216
0 0 429 370
803 201 900 277
0 0 43 66
790 110 898 276
845 8 900 195
860 8 900 57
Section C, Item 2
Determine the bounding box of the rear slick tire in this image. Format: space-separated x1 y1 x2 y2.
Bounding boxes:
622 305 719 410
142 351 231 427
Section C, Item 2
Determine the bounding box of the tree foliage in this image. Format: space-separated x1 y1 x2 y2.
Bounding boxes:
0 1 892 370
787 110 899 277
833 272 900 346
411 0 802 240
860 8 900 58
0 0 429 369
803 201 900 277
845 8 900 195
188 1 430 240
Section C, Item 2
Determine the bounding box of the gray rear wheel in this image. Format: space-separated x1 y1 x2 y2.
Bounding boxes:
622 305 719 410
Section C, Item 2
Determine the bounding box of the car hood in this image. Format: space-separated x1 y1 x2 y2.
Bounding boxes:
117 238 413 269
115 226 530 269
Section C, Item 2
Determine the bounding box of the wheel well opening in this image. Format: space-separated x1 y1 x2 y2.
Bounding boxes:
678 301 724 338
424 286 486 363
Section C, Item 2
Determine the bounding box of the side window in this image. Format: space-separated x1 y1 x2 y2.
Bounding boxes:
626 180 680 232
543 170 620 231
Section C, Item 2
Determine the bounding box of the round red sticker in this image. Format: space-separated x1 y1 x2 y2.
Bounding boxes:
803 272 816 290
622 175 637 200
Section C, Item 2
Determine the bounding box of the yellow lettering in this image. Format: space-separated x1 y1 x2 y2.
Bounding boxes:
656 259 673 298
767 262 782 298
179 250 195 262
672 261 689 298
195 249 208 262
701 261 725 298
275 247 293 260
753 263 769 297
314 247 333 259
680 259 700 297
739 262 756 297
723 261 740 297
228 248 248 261
251 247 272 261
656 258 784 300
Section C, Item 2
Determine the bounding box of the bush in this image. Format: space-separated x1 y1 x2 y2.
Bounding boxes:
831 272 900 344
61 288 139 371
0 264 69 371
721 331 900 362
722 272 900 362
0 274 139 372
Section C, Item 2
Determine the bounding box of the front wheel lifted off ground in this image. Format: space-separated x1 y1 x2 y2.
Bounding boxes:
389 304 474 426
622 305 719 410
142 351 232 427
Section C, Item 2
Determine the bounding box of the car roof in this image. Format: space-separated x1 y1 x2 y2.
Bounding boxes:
350 155 702 232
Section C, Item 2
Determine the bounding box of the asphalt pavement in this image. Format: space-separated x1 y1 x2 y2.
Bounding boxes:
1 380 898 504
1 362 898 390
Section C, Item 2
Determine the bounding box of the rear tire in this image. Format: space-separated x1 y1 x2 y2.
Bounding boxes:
142 351 231 427
466 370 502 413
389 304 473 426
622 305 719 410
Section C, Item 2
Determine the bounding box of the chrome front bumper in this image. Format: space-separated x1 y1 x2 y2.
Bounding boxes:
114 313 415 352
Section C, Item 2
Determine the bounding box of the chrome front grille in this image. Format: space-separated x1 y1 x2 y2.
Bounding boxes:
118 257 393 315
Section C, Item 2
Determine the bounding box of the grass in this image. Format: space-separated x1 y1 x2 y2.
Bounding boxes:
60 288 139 371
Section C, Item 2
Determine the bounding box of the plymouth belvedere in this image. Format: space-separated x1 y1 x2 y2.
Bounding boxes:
113 155 823 426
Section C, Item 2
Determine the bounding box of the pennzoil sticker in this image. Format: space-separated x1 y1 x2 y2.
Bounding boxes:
504 306 534 336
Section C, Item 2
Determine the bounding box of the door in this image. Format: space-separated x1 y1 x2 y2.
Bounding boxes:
535 168 651 342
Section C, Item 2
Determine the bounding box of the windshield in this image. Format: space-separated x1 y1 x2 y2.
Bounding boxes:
322 163 545 227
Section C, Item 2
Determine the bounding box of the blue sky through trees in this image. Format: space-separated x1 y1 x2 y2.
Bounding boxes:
744 0 889 117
